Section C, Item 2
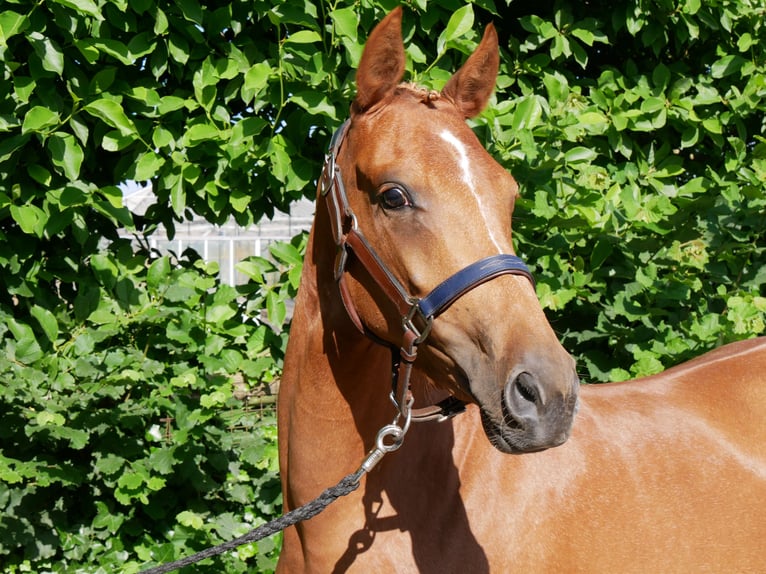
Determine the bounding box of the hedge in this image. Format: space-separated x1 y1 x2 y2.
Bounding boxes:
0 0 763 571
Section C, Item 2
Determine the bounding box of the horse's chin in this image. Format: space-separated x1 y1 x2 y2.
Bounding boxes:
478 407 573 454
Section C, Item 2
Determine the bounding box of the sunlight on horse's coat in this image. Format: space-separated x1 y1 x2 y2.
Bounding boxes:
277 7 766 573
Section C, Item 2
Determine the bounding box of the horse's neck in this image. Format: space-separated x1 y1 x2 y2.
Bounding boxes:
280 214 498 504
279 229 398 497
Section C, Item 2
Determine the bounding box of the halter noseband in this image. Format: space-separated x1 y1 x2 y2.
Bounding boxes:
319 120 535 423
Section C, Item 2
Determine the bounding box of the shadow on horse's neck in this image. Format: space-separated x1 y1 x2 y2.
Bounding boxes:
328 416 490 573
307 206 490 573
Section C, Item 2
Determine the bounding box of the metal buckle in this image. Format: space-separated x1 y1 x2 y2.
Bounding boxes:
320 154 335 196
403 301 433 344
433 396 466 422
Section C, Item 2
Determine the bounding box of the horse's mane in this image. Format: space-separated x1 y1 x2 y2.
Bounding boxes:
395 82 442 106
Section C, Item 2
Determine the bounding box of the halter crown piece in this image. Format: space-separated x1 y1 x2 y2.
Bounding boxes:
320 121 535 425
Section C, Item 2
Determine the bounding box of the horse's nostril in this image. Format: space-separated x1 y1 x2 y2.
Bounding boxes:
503 371 543 423
515 372 539 405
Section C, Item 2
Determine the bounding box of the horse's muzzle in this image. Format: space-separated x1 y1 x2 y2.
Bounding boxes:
482 370 580 453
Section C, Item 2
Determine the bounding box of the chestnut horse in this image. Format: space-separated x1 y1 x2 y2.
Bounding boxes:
278 8 766 572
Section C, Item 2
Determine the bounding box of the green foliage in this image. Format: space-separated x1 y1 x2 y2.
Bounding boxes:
483 0 766 380
0 0 764 571
0 235 304 572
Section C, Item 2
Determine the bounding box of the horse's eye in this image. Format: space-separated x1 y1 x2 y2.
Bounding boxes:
379 186 412 210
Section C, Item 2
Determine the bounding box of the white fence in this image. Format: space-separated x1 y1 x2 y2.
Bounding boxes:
122 187 315 285
146 235 302 286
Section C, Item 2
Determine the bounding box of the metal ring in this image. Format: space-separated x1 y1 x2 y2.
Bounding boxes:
403 302 433 344
375 424 405 453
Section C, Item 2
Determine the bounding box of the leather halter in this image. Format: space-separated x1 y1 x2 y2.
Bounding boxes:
319 120 535 423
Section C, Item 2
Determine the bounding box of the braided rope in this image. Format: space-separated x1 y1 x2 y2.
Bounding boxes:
139 469 365 574
140 352 419 573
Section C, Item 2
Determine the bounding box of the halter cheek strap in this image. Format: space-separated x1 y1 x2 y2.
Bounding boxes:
319 121 535 423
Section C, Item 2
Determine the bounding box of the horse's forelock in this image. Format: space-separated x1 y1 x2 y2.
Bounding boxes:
395 83 442 106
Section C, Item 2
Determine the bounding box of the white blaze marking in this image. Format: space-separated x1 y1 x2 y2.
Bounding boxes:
439 129 503 252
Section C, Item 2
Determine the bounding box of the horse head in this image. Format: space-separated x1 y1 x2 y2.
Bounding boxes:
322 7 579 454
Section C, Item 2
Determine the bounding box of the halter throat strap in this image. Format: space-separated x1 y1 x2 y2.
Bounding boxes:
319 121 535 423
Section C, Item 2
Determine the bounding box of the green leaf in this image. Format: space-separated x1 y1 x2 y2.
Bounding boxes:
48 132 84 181
154 7 169 34
702 117 722 134
81 38 132 64
0 11 28 46
169 173 185 216
266 290 286 326
28 164 52 186
148 446 177 474
710 55 745 79
182 123 220 146
50 0 104 20
102 130 135 152
118 471 143 490
100 185 125 209
10 204 47 236
134 151 164 181
177 510 205 530
737 33 753 52
157 95 189 114
91 253 118 289
542 72 568 106
229 189 250 213
511 96 544 132
564 146 597 163
29 32 65 75
0 134 30 162
205 303 236 325
577 111 608 126
92 503 126 534
70 114 89 145
147 256 171 288
571 28 594 46
88 68 117 92
443 4 474 45
176 0 203 25
146 476 166 491
330 7 358 41
167 33 190 64
242 62 271 104
83 99 137 136
590 238 613 270
8 318 44 363
58 185 88 206
31 305 59 343
127 32 155 60
640 96 665 114
652 63 671 90
36 411 66 426
683 0 701 15
200 390 227 408
269 241 303 266
231 117 267 144
284 30 321 44
22 106 60 134
290 92 337 120
55 426 90 449
236 258 272 283
152 126 175 149
268 135 290 183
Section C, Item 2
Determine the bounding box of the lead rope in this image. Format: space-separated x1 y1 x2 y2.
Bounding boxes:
139 398 413 574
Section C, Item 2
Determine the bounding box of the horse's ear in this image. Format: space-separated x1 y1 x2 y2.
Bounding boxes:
352 7 406 114
441 23 499 118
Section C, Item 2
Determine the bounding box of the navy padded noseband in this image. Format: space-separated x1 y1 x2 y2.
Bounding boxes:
417 254 534 319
